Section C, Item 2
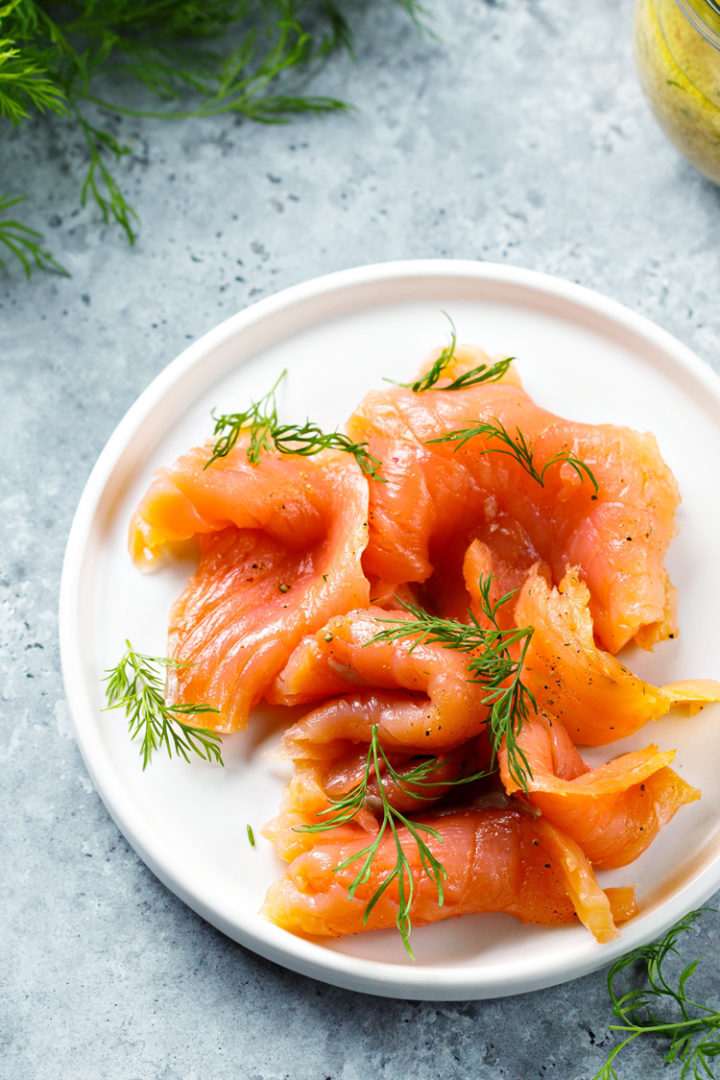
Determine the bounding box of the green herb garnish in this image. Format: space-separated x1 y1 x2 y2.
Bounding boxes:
247 824 256 847
0 194 69 278
393 315 458 392
206 372 385 480
435 355 515 391
428 417 599 493
269 421 384 480
206 370 286 468
389 315 514 392
104 640 223 770
299 725 489 957
1 0 420 275
369 577 535 793
594 909 720 1080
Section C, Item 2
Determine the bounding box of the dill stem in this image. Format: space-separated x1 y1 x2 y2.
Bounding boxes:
610 1014 720 1034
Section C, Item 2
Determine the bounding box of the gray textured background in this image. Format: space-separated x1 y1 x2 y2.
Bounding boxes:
2 1 720 1078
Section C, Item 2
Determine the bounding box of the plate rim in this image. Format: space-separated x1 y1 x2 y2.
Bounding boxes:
59 258 720 1000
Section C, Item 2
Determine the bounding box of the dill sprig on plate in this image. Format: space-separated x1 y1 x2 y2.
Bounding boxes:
270 421 384 481
205 371 385 480
389 315 514 393
428 416 599 493
205 370 287 467
298 724 490 957
1 0 421 276
103 640 223 770
369 577 535 793
594 909 720 1080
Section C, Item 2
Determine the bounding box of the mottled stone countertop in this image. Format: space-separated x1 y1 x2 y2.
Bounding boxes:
2 1 720 1077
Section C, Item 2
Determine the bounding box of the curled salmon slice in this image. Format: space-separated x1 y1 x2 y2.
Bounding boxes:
499 712 700 868
276 690 490 760
347 352 680 652
128 443 370 730
262 761 379 863
264 740 488 862
271 606 492 752
463 538 550 628
261 806 635 944
511 567 720 746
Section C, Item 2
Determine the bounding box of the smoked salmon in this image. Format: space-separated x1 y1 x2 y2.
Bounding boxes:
261 804 637 944
347 351 680 653
509 567 720 745
498 711 700 867
129 442 370 730
271 606 492 752
123 338 716 954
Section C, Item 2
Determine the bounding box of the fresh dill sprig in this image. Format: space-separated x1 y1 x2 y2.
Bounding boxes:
205 372 385 480
428 417 599 493
0 193 68 277
103 639 223 770
390 316 514 393
298 725 488 957
270 422 385 481
78 117 138 244
369 577 535 793
436 355 514 391
594 909 720 1080
1 0 421 275
205 370 286 467
392 315 458 392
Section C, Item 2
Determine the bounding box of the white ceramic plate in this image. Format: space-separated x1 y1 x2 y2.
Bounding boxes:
60 260 720 1000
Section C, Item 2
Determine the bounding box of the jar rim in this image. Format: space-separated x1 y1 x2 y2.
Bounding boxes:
676 0 720 47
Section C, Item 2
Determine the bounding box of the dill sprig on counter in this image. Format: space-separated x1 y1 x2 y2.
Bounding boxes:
104 640 223 770
0 193 69 278
1 0 421 276
206 371 385 480
369 577 535 793
428 416 599 493
594 909 720 1080
298 724 489 957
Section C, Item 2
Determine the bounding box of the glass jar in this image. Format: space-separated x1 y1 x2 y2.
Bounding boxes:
634 0 720 184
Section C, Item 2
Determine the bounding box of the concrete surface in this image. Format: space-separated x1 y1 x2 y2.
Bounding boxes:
2 0 720 1077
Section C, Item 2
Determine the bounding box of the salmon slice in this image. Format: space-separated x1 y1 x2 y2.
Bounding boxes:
264 737 490 863
275 690 490 760
261 805 636 944
128 443 370 730
271 606 492 752
262 761 379 863
262 750 475 861
511 567 720 745
463 538 550 628
420 522 545 625
499 712 700 868
347 351 680 652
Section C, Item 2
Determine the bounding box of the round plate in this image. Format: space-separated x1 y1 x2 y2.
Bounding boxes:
60 260 720 1000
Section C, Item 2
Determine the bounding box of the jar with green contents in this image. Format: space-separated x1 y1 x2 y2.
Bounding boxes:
634 0 720 184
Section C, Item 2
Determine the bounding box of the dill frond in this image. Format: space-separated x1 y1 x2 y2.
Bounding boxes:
205 371 386 480
594 909 720 1080
104 639 224 770
369 579 535 792
1 0 422 275
428 417 599 493
0 193 68 277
